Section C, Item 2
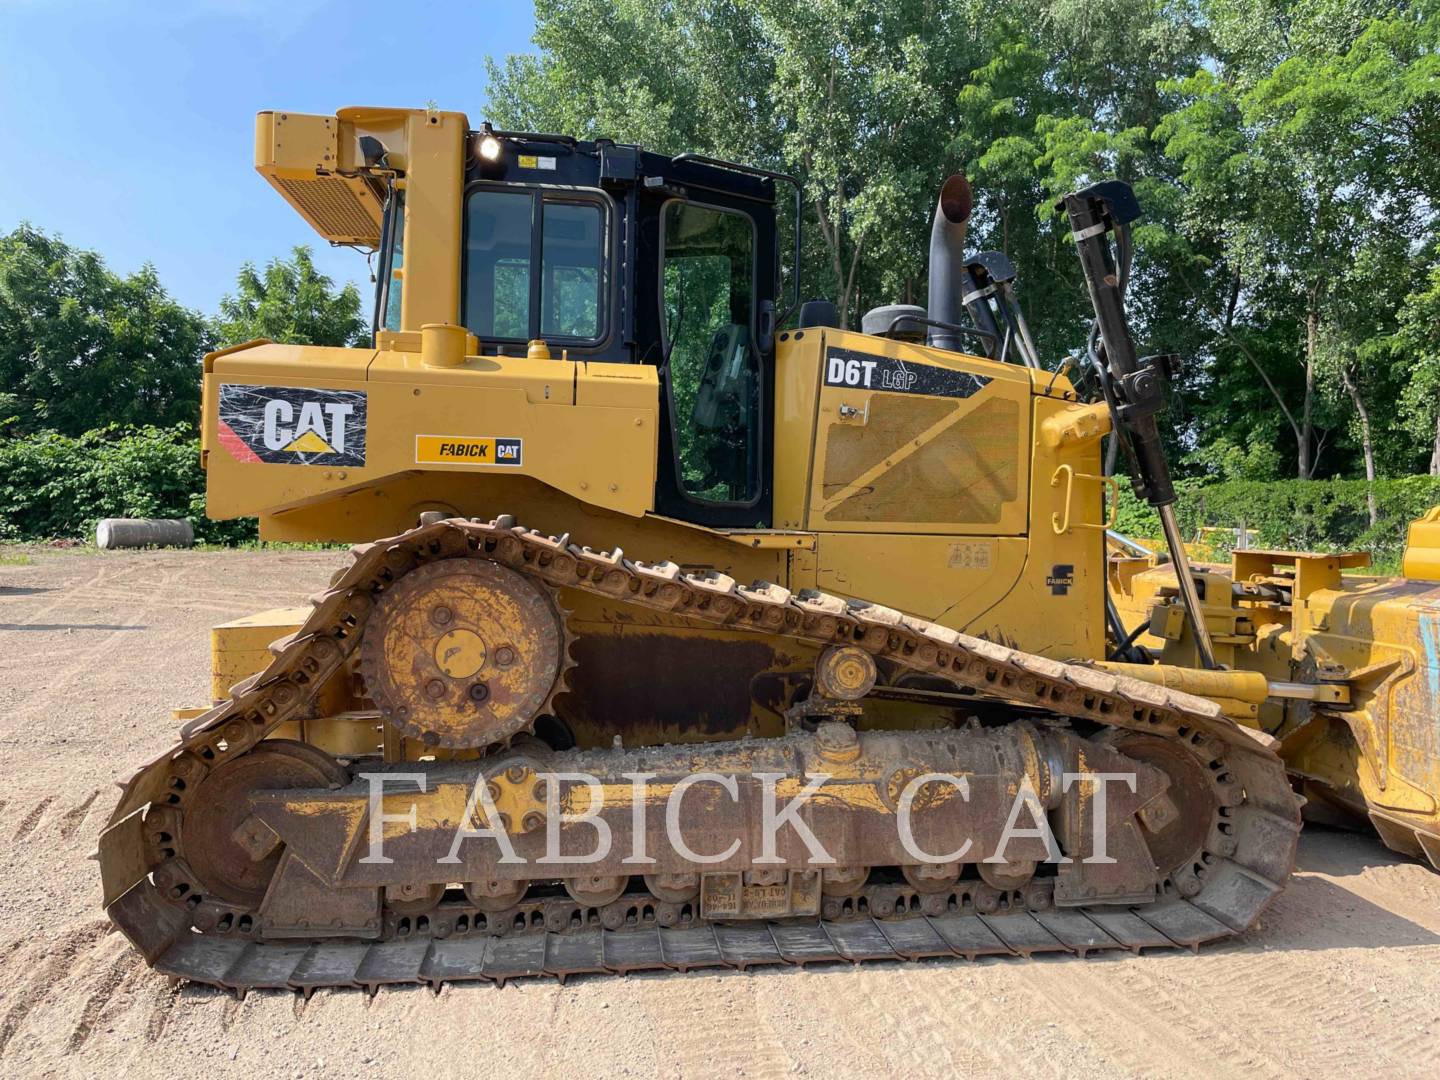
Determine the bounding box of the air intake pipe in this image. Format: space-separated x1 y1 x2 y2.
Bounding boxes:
926 173 974 352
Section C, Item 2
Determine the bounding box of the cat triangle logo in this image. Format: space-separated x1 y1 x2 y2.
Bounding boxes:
282 429 335 454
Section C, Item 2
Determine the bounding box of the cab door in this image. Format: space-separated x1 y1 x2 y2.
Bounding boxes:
653 199 775 527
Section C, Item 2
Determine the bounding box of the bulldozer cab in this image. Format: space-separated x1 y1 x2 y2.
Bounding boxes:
371 128 786 527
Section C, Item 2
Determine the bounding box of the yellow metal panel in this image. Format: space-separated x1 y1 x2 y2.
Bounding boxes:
815 533 1026 628
210 607 306 702
715 529 817 551
254 112 383 245
806 330 1031 535
370 347 575 401
256 110 338 171
207 341 375 382
1011 393 1108 659
204 346 658 522
576 360 662 408
1403 507 1440 581
398 111 465 331
773 330 824 529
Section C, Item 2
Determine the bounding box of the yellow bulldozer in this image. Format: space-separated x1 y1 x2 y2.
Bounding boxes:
99 106 1440 991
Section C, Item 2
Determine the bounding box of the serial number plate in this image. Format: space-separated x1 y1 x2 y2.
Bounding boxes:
699 872 821 919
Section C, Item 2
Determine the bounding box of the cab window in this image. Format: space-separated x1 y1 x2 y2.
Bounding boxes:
378 189 405 331
541 202 603 338
661 201 760 505
463 188 606 343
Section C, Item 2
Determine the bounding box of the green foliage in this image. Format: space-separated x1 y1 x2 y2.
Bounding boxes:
0 225 212 437
1115 476 1440 560
214 246 368 349
0 426 255 544
1394 243 1440 471
1 234 367 548
1176 476 1440 558
1113 487 1162 540
1154 0 1440 479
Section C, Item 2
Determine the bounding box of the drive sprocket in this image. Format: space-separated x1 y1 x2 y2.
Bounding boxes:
358 557 567 749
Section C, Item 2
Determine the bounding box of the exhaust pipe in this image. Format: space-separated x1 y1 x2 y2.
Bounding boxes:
926 173 973 351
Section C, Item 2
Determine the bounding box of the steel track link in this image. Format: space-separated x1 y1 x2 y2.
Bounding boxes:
98 515 1304 992
150 900 1248 995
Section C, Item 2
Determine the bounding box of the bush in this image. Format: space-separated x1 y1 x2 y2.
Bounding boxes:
1115 476 1440 561
0 426 256 544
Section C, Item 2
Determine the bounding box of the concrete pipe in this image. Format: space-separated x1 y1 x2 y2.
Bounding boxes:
95 518 195 550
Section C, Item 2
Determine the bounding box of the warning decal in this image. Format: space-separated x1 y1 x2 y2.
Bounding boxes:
217 384 367 466
415 435 524 467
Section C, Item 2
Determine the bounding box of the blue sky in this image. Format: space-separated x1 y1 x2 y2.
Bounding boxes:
0 0 537 314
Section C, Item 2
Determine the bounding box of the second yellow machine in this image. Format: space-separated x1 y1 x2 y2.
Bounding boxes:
98 106 1435 991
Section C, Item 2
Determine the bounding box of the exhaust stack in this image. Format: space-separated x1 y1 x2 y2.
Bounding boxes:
926 173 974 351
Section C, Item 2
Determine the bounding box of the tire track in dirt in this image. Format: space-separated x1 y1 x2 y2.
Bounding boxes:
1023 954 1288 1076
60 590 285 616
0 920 111 1058
0 564 131 628
1 565 175 706
3 566 191 721
66 949 140 1053
1226 955 1440 1076
816 965 965 1072
145 982 182 1042
59 789 100 840
634 973 794 1079
1069 940 1440 1078
13 796 55 840
794 960 1079 1075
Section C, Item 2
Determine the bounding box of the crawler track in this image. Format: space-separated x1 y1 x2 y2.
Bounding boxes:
99 516 1302 992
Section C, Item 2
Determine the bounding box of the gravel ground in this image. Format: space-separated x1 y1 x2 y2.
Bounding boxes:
2 546 1439 1079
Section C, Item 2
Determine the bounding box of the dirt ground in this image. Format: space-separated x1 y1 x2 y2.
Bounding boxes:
2 546 1439 1079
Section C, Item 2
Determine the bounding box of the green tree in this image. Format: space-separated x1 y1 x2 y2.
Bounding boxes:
1393 248 1440 474
953 1 1213 373
1157 1 1438 480
487 0 997 329
0 225 211 436
214 246 368 348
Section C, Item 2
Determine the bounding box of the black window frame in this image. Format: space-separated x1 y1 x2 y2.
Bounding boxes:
372 182 404 337
460 180 615 350
656 196 765 512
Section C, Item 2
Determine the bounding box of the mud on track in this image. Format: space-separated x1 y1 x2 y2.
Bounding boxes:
2 547 1439 1078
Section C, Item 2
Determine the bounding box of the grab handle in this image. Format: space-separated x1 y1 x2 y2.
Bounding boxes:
1051 464 1119 535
